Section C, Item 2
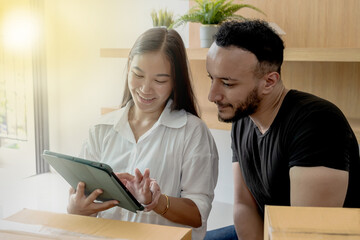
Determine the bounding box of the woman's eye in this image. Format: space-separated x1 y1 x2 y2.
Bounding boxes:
155 80 167 84
132 71 143 78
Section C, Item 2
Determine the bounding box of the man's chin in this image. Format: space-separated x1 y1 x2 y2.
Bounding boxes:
217 114 237 123
217 112 248 123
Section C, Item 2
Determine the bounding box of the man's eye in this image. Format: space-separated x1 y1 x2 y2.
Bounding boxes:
223 82 232 87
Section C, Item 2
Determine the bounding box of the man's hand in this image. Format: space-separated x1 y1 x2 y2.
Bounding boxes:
67 181 119 216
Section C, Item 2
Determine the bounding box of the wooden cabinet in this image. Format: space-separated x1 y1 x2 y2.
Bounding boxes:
100 48 360 141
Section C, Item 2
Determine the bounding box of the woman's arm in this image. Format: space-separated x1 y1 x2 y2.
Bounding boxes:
153 194 202 228
117 169 202 228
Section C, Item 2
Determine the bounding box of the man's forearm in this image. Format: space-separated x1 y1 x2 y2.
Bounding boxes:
233 204 264 240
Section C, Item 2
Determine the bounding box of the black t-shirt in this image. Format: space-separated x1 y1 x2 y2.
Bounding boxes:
232 90 360 216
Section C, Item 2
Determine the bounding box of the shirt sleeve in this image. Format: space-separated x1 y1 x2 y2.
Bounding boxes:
288 110 352 171
79 125 103 161
179 115 219 227
231 121 239 163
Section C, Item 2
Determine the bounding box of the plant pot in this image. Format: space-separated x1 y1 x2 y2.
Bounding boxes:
200 24 219 48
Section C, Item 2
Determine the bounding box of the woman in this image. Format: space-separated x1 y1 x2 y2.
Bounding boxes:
67 27 218 240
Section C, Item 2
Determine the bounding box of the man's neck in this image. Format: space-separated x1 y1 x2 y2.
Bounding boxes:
250 86 288 134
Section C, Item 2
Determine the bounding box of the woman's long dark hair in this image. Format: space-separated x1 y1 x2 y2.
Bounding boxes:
121 27 199 117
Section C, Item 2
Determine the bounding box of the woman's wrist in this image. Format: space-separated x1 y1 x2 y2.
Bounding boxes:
154 194 170 216
159 194 170 215
142 180 161 212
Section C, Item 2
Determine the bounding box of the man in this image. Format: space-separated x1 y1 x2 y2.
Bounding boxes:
206 20 360 240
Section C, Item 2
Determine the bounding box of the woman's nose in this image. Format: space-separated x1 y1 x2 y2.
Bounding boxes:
140 79 152 93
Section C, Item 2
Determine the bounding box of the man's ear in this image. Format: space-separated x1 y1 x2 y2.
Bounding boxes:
262 72 280 94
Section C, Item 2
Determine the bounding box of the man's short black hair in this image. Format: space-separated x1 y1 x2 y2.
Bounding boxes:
215 20 285 76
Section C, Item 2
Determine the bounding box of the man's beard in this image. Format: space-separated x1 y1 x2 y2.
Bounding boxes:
218 87 261 123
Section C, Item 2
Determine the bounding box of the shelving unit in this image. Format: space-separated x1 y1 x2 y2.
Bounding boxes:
100 48 360 62
100 48 360 141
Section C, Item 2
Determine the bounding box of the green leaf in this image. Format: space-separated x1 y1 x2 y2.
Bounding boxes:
173 0 265 27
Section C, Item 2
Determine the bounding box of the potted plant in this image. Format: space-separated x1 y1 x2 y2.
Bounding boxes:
174 0 265 47
150 8 175 29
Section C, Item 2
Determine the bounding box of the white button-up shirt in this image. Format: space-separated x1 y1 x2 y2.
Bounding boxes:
80 100 219 240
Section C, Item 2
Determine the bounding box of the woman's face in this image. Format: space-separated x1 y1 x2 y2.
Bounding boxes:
128 51 173 116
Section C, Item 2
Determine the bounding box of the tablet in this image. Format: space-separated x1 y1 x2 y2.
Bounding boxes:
42 150 144 213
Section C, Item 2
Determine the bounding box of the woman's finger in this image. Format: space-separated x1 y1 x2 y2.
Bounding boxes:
69 187 75 195
75 182 86 199
85 188 103 205
134 168 143 183
115 172 134 181
143 168 150 179
149 180 160 193
144 177 150 193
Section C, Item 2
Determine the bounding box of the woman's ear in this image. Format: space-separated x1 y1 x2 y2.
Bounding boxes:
262 72 280 94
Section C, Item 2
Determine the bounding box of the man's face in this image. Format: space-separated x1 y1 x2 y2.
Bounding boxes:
206 43 262 122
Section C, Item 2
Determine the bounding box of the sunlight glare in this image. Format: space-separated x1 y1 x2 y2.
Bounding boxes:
2 9 39 50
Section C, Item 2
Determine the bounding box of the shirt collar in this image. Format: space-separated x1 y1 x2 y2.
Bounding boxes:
158 99 187 129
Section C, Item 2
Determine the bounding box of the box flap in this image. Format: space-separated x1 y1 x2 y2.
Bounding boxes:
264 205 360 240
6 209 191 240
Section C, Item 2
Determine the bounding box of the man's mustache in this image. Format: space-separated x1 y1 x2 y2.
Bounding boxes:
215 101 232 108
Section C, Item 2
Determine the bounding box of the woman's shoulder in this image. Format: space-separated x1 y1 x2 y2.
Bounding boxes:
184 112 210 131
90 107 125 130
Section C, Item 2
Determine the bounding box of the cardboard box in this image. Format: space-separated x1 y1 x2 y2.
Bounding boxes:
264 205 360 240
3 208 191 240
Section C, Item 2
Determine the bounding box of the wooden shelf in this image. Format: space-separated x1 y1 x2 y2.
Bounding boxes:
100 47 360 141
100 48 209 60
284 48 360 62
100 48 360 62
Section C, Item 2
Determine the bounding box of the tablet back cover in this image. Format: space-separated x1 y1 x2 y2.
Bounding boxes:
42 151 143 213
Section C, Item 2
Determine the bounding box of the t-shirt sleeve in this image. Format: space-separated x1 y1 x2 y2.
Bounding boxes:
288 111 352 171
231 122 239 163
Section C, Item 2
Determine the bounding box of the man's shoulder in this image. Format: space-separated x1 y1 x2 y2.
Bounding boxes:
285 90 338 110
281 90 346 124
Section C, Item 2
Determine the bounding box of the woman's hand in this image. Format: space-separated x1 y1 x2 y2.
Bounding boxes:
67 182 118 216
116 168 153 205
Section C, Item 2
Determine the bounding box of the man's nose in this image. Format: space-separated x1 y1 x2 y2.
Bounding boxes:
208 80 222 103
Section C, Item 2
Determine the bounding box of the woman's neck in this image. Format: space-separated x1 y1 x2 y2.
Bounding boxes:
129 105 162 123
128 105 163 142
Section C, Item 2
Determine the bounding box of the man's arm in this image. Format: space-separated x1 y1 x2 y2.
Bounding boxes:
233 162 263 240
290 166 348 206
